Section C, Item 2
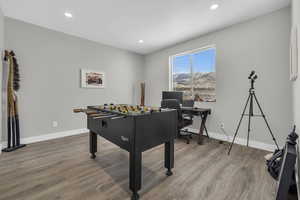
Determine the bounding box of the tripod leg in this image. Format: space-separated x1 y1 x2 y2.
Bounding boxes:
246 94 253 147
228 94 251 155
253 93 280 150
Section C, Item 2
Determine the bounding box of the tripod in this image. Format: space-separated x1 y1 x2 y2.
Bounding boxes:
227 71 279 155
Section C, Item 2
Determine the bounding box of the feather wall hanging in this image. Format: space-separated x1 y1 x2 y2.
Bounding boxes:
2 50 26 152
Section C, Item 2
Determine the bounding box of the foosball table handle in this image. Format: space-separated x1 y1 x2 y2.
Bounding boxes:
73 108 100 115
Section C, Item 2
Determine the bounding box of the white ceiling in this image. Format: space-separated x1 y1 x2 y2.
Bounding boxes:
0 0 290 54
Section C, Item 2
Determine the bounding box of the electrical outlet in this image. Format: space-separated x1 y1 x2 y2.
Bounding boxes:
52 121 58 128
220 122 225 129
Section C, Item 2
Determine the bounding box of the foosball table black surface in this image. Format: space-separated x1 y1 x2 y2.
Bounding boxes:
85 104 178 200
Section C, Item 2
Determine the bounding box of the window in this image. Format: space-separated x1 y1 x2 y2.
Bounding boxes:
170 46 216 102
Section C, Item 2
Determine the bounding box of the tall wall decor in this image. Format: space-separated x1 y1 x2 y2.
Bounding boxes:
2 50 26 152
140 82 145 106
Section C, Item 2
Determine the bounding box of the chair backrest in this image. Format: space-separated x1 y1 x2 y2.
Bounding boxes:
161 99 183 121
161 99 180 109
182 99 194 107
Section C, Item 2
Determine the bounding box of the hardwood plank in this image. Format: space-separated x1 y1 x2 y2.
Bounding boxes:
0 134 278 200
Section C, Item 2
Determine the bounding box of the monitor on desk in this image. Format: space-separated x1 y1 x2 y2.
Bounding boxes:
162 91 183 104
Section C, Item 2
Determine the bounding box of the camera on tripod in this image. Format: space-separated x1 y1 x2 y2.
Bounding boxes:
228 70 279 155
248 70 258 90
248 70 258 80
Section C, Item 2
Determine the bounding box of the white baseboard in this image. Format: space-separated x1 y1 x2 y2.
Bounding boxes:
1 127 276 153
1 128 88 149
186 127 277 152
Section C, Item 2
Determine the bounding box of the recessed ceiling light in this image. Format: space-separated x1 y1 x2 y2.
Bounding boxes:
64 12 73 18
138 40 144 44
210 4 219 10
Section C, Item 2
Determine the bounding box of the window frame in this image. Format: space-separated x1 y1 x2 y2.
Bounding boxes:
168 45 216 99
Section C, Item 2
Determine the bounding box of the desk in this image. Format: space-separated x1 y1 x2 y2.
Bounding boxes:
181 107 211 145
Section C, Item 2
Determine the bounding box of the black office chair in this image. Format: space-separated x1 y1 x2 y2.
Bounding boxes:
161 99 193 144
182 99 195 119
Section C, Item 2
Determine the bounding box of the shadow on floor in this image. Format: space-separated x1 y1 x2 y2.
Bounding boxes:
93 150 166 196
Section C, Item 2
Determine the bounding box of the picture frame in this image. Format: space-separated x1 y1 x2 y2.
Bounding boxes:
81 69 105 88
290 26 298 81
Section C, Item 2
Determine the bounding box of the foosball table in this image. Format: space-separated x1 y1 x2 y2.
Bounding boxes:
74 104 178 200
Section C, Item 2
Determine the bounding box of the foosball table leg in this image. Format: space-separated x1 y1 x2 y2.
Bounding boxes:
89 131 97 159
164 140 174 176
166 169 173 176
131 191 139 200
130 151 141 200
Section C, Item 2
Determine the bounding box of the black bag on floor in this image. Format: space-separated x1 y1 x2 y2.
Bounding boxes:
266 126 298 195
266 149 284 180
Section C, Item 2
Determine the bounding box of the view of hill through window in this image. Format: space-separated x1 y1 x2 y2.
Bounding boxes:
171 48 216 102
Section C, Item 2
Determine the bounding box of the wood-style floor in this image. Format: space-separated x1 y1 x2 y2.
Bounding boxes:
0 134 277 200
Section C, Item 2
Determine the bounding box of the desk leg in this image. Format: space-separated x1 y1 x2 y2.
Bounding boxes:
165 140 174 176
130 151 142 200
89 131 97 159
198 113 208 145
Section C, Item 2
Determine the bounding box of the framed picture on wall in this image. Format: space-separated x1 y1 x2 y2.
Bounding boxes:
81 69 105 88
290 26 298 81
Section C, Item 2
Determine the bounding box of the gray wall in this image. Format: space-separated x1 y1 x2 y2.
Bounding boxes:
292 0 300 167
1 7 293 147
0 6 4 147
292 0 300 137
3 18 144 141
144 7 292 146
